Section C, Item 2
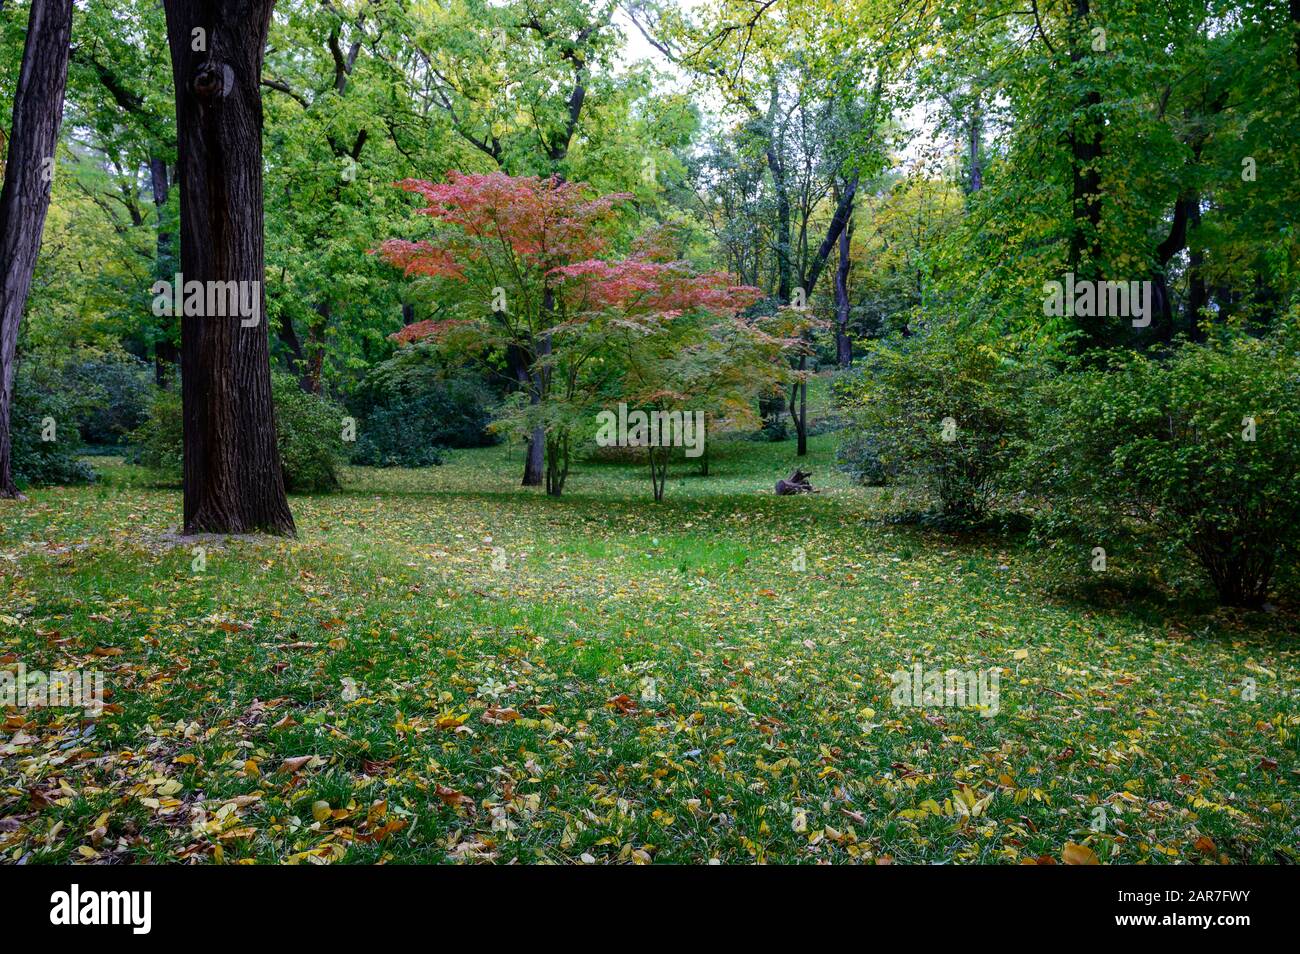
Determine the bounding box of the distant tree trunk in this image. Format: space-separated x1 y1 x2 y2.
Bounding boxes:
788 354 808 457
648 444 668 502
149 154 179 387
768 146 793 304
967 94 983 193
834 195 853 367
544 427 569 497
1186 201 1208 341
303 303 327 394
524 331 550 486
506 342 544 486
1149 190 1193 342
274 306 304 374
162 0 294 535
0 0 74 498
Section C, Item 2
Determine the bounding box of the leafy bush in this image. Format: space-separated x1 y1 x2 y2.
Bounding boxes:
835 429 889 486
131 373 345 492
351 393 448 468
272 373 346 493
838 327 1037 522
63 352 153 445
1023 334 1300 607
130 388 184 476
349 355 496 467
9 361 96 488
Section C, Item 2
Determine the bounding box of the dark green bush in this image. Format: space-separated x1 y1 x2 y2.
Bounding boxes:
349 355 496 467
835 429 889 486
64 353 153 445
351 401 446 467
272 373 346 492
9 361 96 488
837 327 1037 522
1023 334 1300 607
130 388 183 476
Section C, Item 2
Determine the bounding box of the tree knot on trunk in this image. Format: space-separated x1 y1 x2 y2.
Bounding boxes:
194 62 234 100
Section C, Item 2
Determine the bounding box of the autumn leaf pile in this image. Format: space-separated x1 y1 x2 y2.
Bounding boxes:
1 437 1296 864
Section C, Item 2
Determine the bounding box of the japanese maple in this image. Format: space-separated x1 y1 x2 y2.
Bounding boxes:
377 171 765 496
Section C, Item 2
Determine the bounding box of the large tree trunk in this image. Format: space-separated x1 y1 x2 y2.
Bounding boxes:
0 0 74 498
163 0 294 535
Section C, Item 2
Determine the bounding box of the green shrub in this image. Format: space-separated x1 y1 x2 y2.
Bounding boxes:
131 373 345 493
64 352 153 445
272 373 346 493
1024 334 1300 607
838 327 1037 522
351 393 448 468
834 429 889 486
349 354 496 468
130 389 183 476
9 361 96 488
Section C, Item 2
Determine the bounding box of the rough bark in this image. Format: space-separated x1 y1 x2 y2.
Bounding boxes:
0 0 75 497
162 0 294 535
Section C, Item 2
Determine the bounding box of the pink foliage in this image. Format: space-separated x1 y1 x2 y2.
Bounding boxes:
552 259 763 323
376 172 760 344
389 318 475 346
383 172 631 267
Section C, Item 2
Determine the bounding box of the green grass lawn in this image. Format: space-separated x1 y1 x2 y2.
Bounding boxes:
2 435 1297 864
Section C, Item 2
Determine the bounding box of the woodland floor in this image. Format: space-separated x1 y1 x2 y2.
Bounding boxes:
1 435 1297 864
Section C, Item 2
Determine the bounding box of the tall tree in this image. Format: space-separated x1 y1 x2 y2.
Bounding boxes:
629 0 894 453
393 0 626 485
161 0 294 534
69 0 179 383
0 0 74 498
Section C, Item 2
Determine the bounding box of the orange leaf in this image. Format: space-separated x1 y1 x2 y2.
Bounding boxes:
1062 842 1100 865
